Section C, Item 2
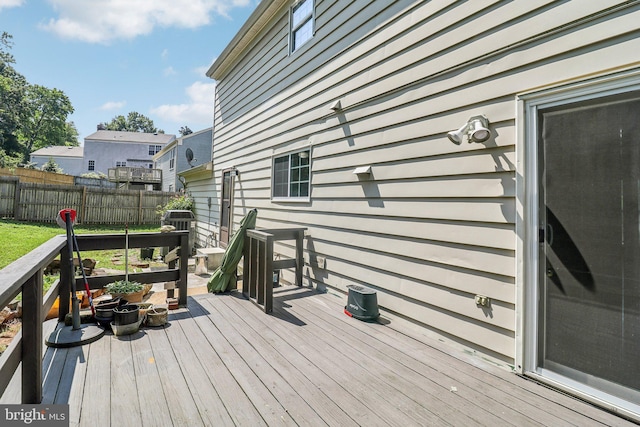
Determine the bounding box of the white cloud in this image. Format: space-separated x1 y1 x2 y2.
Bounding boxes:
164 66 177 76
150 80 215 127
194 65 209 76
100 100 126 110
0 0 23 11
41 0 253 43
161 49 169 60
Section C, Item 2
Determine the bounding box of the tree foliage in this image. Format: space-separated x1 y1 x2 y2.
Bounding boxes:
18 84 75 153
100 112 164 134
42 157 63 173
0 32 27 160
0 32 77 164
179 126 193 136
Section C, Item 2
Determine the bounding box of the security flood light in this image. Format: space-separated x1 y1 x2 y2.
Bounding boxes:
447 115 491 144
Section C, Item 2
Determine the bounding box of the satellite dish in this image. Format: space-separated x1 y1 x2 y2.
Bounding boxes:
185 148 197 167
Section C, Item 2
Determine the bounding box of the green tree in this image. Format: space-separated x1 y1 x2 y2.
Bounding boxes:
0 32 27 161
1 32 76 162
18 84 74 155
100 111 164 133
179 126 193 136
64 121 80 146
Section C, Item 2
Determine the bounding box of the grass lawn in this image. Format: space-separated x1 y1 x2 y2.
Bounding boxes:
0 220 161 269
0 220 164 352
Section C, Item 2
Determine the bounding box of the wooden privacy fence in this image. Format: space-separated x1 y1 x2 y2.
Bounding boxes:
0 176 176 225
0 167 74 185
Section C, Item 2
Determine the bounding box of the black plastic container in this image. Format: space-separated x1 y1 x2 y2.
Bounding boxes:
113 304 140 326
344 285 379 321
140 247 155 260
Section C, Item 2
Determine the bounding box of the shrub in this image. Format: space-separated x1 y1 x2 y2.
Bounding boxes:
156 192 194 216
42 157 63 173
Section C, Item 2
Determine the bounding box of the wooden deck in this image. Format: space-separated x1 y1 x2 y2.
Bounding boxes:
5 285 636 426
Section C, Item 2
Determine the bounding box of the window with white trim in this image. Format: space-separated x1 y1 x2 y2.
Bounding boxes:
149 145 162 155
290 0 314 53
169 148 175 170
116 161 126 167
88 160 95 171
272 150 310 199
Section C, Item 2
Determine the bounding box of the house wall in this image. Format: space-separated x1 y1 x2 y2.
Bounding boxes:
155 144 178 191
157 129 213 192
179 165 219 248
30 155 83 176
210 0 640 363
83 139 161 175
177 128 213 174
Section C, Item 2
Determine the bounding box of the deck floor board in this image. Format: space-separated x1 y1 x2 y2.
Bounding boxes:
4 286 637 426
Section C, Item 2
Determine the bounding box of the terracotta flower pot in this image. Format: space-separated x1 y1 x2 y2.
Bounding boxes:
110 289 144 303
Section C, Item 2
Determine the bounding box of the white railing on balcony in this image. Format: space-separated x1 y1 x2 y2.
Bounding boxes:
108 167 162 183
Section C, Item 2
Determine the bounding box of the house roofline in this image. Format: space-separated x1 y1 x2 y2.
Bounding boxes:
178 161 214 181
206 0 288 81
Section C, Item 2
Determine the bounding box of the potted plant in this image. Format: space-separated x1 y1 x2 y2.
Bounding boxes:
105 280 145 303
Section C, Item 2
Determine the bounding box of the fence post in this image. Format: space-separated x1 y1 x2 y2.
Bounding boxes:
139 190 143 225
81 185 87 224
13 180 22 220
21 273 43 403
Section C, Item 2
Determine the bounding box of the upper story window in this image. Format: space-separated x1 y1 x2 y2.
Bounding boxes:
290 0 314 53
272 149 310 200
169 148 175 170
116 161 126 167
149 145 162 155
88 160 95 171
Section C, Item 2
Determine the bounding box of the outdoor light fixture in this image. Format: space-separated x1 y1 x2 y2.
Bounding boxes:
447 115 491 144
330 100 342 111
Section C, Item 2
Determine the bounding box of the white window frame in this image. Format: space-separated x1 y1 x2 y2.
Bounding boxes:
169 148 175 171
289 0 315 54
516 67 640 421
87 160 95 171
149 145 162 155
271 149 311 202
116 161 126 167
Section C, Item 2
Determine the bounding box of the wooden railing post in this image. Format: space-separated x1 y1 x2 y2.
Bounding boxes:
295 229 304 286
178 231 189 306
242 235 251 295
264 234 274 314
21 273 42 403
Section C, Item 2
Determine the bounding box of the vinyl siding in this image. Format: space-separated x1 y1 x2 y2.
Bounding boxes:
209 0 640 361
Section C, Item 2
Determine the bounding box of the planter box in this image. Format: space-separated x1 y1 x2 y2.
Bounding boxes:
110 289 144 303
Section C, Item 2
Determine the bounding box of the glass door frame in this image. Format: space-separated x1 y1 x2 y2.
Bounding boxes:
517 67 640 422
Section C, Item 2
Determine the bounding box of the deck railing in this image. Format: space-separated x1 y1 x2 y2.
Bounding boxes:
0 230 189 403
108 167 162 184
243 228 306 313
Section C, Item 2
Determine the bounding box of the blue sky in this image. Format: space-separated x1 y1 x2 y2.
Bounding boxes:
0 0 258 142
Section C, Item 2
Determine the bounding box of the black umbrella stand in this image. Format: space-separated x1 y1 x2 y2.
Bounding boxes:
46 210 104 348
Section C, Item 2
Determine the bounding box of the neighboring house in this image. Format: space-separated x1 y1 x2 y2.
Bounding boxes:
83 130 175 175
29 146 84 176
202 0 640 420
154 127 212 192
